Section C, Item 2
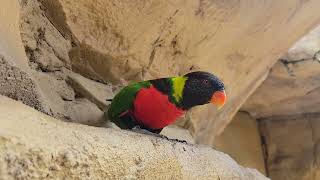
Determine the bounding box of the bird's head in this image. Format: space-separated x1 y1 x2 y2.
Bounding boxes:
180 71 226 110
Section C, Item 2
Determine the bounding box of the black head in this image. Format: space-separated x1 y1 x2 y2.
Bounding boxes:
181 71 226 110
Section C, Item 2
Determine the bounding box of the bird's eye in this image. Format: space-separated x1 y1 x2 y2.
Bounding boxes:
202 79 209 85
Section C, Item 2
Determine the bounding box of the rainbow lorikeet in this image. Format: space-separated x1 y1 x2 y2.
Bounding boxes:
106 71 226 134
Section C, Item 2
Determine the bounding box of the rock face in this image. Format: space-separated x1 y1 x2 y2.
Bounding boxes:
16 0 114 126
39 0 320 145
242 26 320 118
240 25 320 180
214 112 266 175
259 114 320 180
0 95 268 180
0 0 50 113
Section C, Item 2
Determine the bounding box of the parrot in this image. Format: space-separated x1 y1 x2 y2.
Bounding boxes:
106 71 226 135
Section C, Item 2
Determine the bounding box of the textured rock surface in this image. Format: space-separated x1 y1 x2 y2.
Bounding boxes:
0 0 50 113
67 71 114 110
0 95 268 180
17 0 109 126
39 0 320 145
259 114 320 180
214 112 266 175
161 125 195 144
243 26 320 118
0 0 29 68
241 25 320 180
20 0 72 71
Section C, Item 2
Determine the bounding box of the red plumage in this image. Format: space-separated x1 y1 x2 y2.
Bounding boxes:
133 86 185 129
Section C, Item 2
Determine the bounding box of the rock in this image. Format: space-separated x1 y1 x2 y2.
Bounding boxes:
161 125 195 144
0 0 50 113
19 0 72 70
67 71 114 110
213 112 266 175
18 0 107 126
0 0 29 69
33 72 105 126
32 72 74 118
0 56 49 113
259 114 320 180
241 24 320 180
39 0 320 145
282 26 320 61
0 95 268 180
242 28 320 118
64 98 104 126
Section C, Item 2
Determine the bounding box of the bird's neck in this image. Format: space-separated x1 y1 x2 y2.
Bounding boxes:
170 76 187 103
150 76 187 107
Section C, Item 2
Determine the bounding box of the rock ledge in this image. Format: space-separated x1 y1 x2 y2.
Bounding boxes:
0 95 267 179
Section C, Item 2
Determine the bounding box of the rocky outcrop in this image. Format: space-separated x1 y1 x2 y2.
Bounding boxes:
0 0 50 113
241 26 320 180
242 26 320 118
259 114 320 180
17 0 115 126
0 95 268 180
37 0 320 146
214 112 266 175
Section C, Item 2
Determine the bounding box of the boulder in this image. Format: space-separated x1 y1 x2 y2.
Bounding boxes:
0 95 268 180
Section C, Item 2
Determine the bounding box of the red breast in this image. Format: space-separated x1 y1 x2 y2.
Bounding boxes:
133 86 185 129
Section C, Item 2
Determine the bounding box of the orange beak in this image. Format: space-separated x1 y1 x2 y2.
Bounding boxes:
211 90 226 109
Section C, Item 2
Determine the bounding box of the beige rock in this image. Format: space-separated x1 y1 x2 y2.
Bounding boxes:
282 26 320 61
161 125 195 144
40 0 320 145
259 114 320 180
0 0 29 69
20 0 72 70
0 56 49 112
0 95 268 180
242 27 320 118
0 0 50 113
67 71 114 110
214 112 266 175
241 23 320 180
19 0 74 116
32 72 73 118
33 72 106 126
18 0 107 127
64 98 104 126
241 30 320 179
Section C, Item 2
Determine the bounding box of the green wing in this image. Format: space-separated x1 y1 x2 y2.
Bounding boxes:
107 81 151 128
